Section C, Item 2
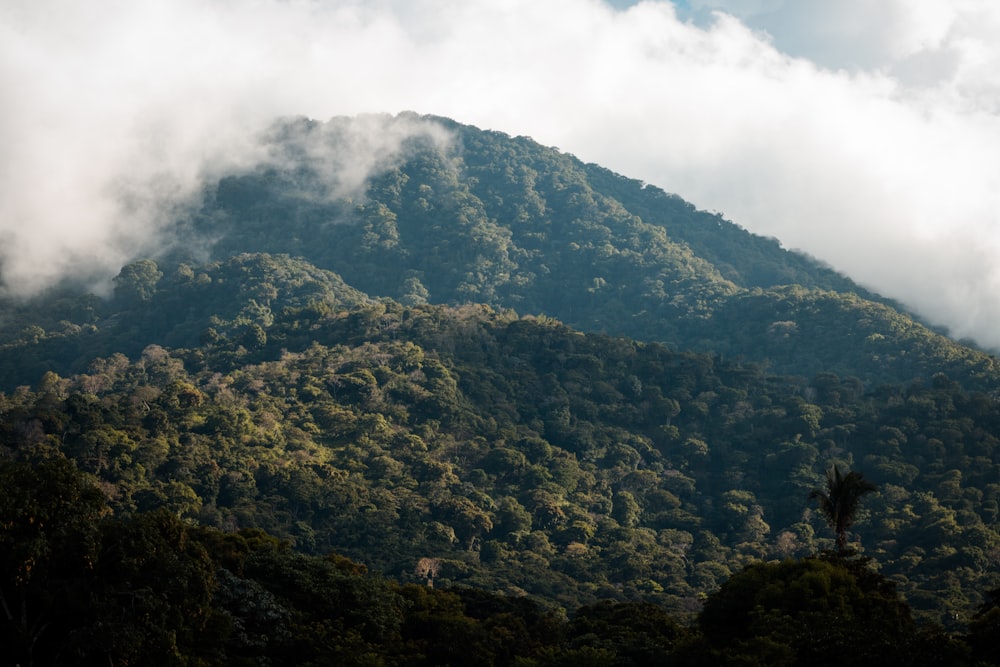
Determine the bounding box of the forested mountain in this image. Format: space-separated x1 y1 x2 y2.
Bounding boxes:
3 114 995 389
2 113 1000 661
183 113 997 388
3 254 1000 623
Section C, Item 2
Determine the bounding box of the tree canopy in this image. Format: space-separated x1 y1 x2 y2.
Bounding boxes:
1 113 1000 653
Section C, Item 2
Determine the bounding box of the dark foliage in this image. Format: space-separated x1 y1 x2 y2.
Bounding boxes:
1 284 999 627
0 460 983 665
1 113 1000 659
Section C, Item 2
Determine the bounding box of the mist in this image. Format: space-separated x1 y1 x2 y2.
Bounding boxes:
3 0 1000 348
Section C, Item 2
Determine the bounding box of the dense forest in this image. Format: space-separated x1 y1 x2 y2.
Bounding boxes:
4 457 997 665
3 114 1000 662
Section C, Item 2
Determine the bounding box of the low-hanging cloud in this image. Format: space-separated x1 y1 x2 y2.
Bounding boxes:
260 113 454 203
3 0 1000 349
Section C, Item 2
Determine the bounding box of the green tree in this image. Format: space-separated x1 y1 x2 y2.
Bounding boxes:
113 259 163 305
809 466 878 553
967 586 1000 664
0 457 108 666
691 556 965 666
91 510 221 664
567 600 683 665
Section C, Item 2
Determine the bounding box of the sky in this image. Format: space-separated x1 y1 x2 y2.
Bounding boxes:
3 0 1000 349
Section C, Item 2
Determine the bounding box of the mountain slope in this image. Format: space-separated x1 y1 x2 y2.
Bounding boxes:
2 274 998 627
177 113 996 388
2 113 1000 630
0 254 370 388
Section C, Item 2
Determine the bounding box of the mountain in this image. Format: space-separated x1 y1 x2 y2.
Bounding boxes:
4 113 994 389
2 113 1000 634
182 113 998 388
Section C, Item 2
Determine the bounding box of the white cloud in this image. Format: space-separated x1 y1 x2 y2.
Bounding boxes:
2 0 1000 348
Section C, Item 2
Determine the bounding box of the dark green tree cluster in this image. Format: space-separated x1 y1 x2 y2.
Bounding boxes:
2 288 999 626
3 456 997 666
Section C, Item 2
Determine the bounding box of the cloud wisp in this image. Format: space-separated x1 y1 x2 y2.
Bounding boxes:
3 0 1000 347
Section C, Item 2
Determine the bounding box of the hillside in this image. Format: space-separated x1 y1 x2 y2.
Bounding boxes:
178 113 997 388
4 460 983 664
4 114 991 390
2 114 1000 637
1 253 998 628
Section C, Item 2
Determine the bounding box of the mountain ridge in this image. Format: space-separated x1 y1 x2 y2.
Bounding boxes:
1 113 999 631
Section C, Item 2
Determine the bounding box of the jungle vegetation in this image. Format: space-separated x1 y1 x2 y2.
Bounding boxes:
2 114 1000 661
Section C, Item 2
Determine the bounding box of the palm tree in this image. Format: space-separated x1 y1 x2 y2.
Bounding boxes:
809 465 878 554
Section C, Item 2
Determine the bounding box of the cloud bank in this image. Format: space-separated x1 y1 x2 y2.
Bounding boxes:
3 0 1000 348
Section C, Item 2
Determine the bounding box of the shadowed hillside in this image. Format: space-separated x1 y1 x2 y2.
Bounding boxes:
2 114 999 637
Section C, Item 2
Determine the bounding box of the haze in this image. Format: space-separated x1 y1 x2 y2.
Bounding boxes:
3 0 1000 348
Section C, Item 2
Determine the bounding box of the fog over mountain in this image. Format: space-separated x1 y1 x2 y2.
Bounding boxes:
3 0 1000 347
